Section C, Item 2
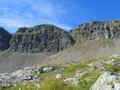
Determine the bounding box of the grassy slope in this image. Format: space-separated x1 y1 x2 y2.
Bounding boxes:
1 58 120 90
1 56 115 90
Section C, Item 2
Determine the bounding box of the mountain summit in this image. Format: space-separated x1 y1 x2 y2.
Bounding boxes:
70 20 120 42
0 28 11 51
10 24 75 54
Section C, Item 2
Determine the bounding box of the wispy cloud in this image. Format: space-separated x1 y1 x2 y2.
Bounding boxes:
0 18 30 28
0 0 72 32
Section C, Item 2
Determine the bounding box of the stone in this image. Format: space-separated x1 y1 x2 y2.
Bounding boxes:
91 72 120 90
63 77 79 86
33 66 56 74
110 54 120 60
42 67 54 73
0 68 40 86
56 74 62 79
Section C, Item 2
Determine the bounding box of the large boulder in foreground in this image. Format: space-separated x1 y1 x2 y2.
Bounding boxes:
10 24 75 53
91 72 120 90
0 28 11 51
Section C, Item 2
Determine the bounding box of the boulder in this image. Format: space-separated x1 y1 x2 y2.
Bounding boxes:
0 69 39 86
37 66 55 73
110 54 120 60
91 72 120 90
56 74 62 79
42 67 54 73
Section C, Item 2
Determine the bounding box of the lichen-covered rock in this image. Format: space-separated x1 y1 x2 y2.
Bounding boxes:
0 65 57 86
0 28 11 51
70 20 120 42
34 66 56 74
10 24 75 54
91 72 120 90
0 68 40 86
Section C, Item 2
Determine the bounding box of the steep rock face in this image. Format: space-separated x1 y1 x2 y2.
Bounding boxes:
70 20 120 42
10 24 75 53
0 28 11 51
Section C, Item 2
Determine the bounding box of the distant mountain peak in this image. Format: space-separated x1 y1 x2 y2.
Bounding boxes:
10 24 75 53
0 28 11 51
70 20 120 42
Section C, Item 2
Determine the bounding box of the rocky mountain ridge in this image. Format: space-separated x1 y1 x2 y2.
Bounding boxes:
10 24 75 54
1 20 120 53
1 20 120 90
0 28 11 51
70 20 120 42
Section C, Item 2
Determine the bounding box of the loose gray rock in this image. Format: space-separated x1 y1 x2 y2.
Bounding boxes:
91 72 120 90
0 68 39 86
35 66 56 74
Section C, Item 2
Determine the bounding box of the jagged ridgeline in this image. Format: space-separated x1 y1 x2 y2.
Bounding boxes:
0 28 11 51
10 24 75 53
1 20 120 53
70 20 120 42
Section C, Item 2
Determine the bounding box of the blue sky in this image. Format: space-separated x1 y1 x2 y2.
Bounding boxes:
0 0 120 33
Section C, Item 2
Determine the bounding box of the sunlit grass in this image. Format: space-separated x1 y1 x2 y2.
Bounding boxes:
99 39 115 48
63 64 88 77
77 71 101 90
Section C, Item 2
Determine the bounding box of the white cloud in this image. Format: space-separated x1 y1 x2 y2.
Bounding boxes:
0 18 30 28
0 0 72 32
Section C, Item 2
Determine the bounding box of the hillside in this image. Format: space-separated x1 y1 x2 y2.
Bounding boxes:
47 39 120 64
0 28 11 51
1 20 120 90
47 20 120 64
1 54 120 90
1 20 120 73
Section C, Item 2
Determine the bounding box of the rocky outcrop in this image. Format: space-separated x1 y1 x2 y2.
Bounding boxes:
91 72 120 90
0 66 56 86
0 68 37 86
70 20 120 42
0 28 11 51
10 24 75 54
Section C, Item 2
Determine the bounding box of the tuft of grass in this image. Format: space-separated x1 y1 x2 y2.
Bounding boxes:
115 58 120 63
63 59 94 77
0 82 38 90
40 74 77 90
63 63 88 77
81 71 101 79
104 64 120 75
1 74 78 90
77 71 101 90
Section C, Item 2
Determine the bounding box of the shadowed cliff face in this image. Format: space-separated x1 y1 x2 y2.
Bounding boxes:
10 24 75 54
70 20 120 42
0 28 11 51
